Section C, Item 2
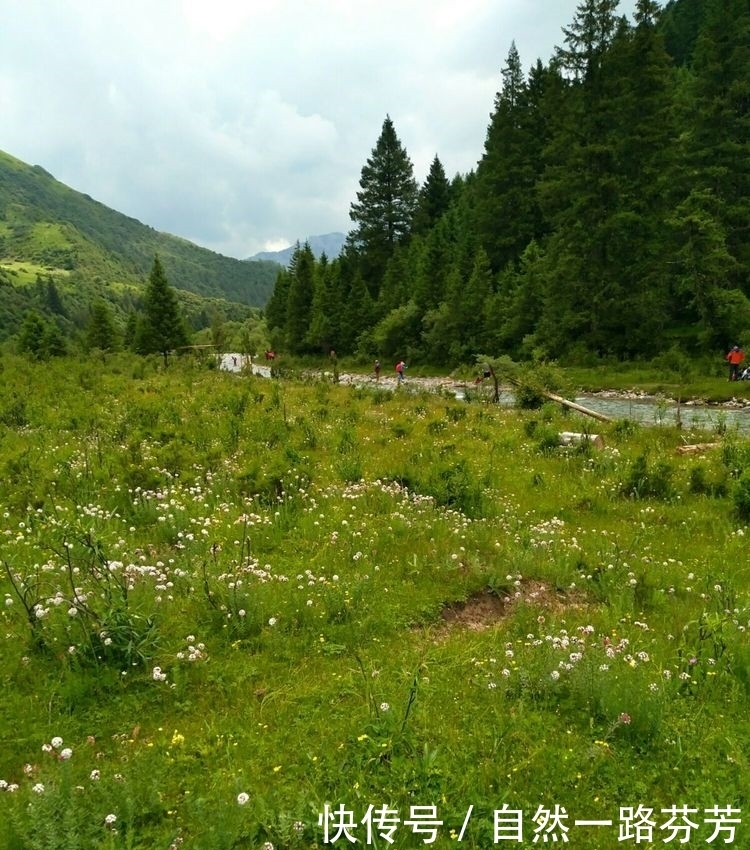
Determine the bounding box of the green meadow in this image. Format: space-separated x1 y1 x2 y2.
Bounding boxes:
0 354 748 849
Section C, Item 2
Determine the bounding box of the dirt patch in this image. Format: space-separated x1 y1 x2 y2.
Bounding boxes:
440 580 586 631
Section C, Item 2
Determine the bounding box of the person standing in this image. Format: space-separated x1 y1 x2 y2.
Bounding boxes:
726 345 745 381
374 359 381 381
395 360 406 383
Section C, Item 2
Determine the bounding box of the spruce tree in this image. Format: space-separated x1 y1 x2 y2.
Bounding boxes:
285 242 316 354
137 256 188 366
474 44 548 273
86 299 118 351
349 116 418 295
412 155 452 236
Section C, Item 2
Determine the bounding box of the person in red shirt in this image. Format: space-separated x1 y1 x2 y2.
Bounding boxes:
726 345 745 380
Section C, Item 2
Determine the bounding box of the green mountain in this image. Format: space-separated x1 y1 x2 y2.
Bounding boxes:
0 149 279 341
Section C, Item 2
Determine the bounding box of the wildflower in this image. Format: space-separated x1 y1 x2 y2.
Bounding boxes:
59 748 73 760
51 737 63 749
237 792 250 805
550 670 560 681
104 813 117 825
263 843 274 850
90 770 101 781
618 713 632 725
379 702 390 712
32 783 45 794
42 743 53 753
268 617 277 627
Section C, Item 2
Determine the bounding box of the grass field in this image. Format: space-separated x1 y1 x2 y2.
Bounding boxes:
0 353 748 849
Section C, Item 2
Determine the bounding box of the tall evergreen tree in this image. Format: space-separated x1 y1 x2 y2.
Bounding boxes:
535 1 646 356
306 257 341 354
264 268 291 335
285 242 316 354
86 299 118 351
412 155 452 236
687 0 750 282
136 256 188 366
348 116 418 295
474 45 549 273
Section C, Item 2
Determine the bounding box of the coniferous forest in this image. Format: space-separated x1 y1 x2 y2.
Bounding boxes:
266 0 750 366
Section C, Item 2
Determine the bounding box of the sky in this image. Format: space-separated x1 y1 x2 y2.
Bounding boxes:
1 0 637 259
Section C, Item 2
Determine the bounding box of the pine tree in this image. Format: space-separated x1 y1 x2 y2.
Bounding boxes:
349 116 418 294
17 311 48 359
285 242 316 354
86 299 118 351
136 256 188 366
264 268 291 335
412 155 452 236
688 0 750 281
473 45 549 273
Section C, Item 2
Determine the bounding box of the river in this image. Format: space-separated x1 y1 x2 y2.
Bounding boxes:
218 354 750 434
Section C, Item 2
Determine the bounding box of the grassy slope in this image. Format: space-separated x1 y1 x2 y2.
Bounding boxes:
0 149 280 330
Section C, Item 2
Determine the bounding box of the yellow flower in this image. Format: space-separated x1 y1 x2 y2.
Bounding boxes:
171 731 185 746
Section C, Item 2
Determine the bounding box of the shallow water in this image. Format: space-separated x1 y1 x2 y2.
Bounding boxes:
219 355 750 434
461 389 750 433
572 394 750 433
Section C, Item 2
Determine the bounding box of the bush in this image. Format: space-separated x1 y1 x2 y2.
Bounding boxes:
621 452 675 500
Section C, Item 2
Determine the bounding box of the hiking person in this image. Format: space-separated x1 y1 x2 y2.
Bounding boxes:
374 359 381 381
726 345 745 381
395 360 406 383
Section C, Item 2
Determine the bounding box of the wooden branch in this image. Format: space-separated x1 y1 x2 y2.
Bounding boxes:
543 391 613 423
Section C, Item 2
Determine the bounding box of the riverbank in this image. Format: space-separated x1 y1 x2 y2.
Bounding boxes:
219 354 750 414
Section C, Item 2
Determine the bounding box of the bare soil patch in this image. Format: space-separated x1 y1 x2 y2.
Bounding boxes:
440 580 587 631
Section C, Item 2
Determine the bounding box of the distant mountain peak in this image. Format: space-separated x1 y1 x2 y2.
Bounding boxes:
248 232 346 266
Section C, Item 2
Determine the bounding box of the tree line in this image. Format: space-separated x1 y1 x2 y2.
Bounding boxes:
265 0 750 366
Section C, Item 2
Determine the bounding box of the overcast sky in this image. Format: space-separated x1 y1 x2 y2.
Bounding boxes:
1 0 637 259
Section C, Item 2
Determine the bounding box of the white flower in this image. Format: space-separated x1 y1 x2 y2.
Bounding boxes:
32 783 45 794
237 792 250 805
379 702 390 712
42 743 53 753
59 748 73 760
90 770 101 781
104 813 117 825
550 670 560 681
268 617 277 627
51 737 63 749
263 843 274 850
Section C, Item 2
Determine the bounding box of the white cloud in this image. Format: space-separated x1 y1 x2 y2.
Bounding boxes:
0 0 636 258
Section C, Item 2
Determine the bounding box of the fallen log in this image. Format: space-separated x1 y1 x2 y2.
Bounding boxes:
559 431 605 449
675 443 720 455
543 391 614 423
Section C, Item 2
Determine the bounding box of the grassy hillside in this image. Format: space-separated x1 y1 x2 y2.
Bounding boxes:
0 149 279 340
